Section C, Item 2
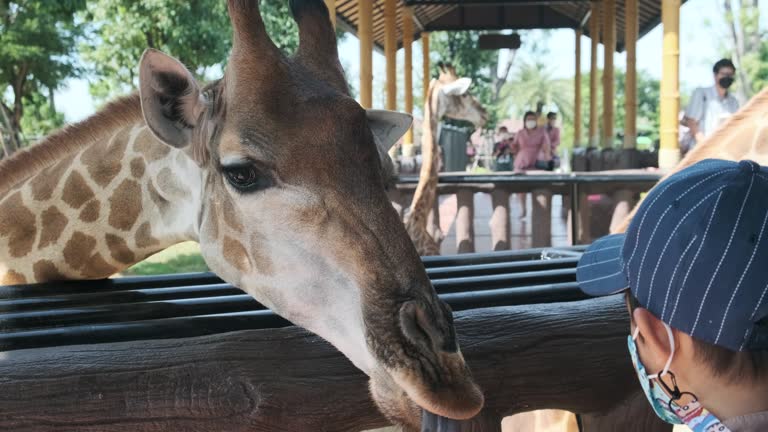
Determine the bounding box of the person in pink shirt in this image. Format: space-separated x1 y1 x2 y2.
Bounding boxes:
510 111 551 171
510 111 551 217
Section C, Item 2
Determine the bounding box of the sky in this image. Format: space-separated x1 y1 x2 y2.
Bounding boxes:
55 0 767 123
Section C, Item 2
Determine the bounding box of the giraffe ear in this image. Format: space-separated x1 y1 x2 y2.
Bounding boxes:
139 48 206 148
367 109 412 153
440 78 472 96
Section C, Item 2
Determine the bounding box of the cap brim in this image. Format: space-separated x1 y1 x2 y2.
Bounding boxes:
577 234 630 296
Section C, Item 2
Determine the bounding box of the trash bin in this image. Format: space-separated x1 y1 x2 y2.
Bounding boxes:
438 123 472 172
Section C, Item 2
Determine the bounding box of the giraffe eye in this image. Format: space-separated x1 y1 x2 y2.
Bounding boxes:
222 163 272 193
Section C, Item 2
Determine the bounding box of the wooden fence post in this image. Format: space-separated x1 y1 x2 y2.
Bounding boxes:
490 188 511 251
531 189 552 247
609 189 636 234
456 189 475 253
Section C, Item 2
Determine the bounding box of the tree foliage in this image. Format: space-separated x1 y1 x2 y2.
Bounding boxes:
429 31 497 126
499 60 573 124
720 0 764 100
559 68 660 150
0 0 86 154
81 0 302 101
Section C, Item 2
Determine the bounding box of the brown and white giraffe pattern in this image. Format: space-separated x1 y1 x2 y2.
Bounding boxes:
405 66 487 256
0 122 203 285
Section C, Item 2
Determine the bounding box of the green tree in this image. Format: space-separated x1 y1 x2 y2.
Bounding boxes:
19 85 65 142
0 0 86 156
719 0 763 100
561 68 659 150
498 60 573 125
430 31 497 125
615 69 661 146
81 0 308 101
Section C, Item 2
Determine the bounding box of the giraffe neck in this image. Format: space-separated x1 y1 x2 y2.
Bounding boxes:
0 122 203 285
405 81 441 256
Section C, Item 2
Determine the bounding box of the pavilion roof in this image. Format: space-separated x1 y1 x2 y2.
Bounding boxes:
334 0 687 53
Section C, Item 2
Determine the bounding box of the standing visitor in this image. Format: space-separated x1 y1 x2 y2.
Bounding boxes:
680 58 740 154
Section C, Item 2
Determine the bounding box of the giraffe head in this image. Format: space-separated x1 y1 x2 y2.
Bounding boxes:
137 0 482 426
430 62 488 129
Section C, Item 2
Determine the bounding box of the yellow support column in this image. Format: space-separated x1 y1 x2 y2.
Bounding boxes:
385 0 397 111
602 0 615 149
589 2 600 147
423 32 430 104
574 29 582 147
384 0 397 159
624 0 638 150
660 0 681 169
403 7 414 147
358 0 372 109
324 0 335 28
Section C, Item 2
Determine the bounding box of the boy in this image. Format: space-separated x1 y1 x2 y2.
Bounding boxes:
577 159 768 431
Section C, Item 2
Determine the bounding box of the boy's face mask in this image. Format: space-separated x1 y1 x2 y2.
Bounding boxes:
628 325 730 431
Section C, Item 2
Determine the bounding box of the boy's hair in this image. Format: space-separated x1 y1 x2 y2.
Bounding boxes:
625 291 768 382
547 112 557 119
713 58 736 74
524 111 537 120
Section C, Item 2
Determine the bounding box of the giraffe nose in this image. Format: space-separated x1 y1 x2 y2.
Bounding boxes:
399 300 457 353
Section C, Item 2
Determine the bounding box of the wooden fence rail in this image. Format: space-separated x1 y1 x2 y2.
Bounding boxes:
0 296 669 432
391 171 660 251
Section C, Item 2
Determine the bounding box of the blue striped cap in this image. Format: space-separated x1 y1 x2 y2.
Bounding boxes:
577 159 768 352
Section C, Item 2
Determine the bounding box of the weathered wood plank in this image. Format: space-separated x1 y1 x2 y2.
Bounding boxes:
0 296 668 432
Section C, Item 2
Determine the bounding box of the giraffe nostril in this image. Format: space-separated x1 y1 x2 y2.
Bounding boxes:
400 300 458 354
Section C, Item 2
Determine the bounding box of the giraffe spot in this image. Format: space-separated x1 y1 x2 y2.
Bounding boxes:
223 236 251 273
106 234 136 264
134 128 171 162
204 201 220 240
1 270 27 285
80 199 101 222
222 197 243 232
130 157 146 178
62 171 95 209
33 260 66 282
80 253 118 279
81 127 130 187
108 179 142 231
147 179 171 215
0 192 37 258
30 154 75 201
157 167 188 198
249 231 274 276
38 206 68 249
135 222 160 248
63 231 97 271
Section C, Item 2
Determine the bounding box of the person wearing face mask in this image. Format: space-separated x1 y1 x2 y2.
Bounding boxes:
680 59 740 154
510 112 551 217
576 158 768 432
510 111 552 172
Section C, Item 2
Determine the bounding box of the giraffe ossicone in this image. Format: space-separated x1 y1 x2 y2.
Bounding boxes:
0 0 483 428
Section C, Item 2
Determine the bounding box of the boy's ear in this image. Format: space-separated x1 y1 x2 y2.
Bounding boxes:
633 308 675 373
